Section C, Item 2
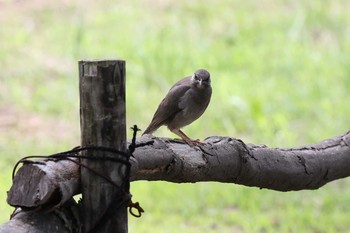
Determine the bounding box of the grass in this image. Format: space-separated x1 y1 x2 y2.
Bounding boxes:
1 0 350 232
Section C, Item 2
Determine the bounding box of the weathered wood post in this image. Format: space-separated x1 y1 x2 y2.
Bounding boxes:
79 60 127 233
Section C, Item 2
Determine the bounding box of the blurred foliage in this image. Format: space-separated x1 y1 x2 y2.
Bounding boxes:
0 0 350 232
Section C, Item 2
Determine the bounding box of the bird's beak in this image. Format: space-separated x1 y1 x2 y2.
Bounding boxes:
198 79 202 87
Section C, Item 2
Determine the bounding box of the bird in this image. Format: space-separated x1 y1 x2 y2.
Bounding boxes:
143 69 212 146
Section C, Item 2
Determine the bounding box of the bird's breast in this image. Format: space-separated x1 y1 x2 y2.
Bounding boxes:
167 87 211 130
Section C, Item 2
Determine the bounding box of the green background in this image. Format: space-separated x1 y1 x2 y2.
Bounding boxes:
1 0 350 232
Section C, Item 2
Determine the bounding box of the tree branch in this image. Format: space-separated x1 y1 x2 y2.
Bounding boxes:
6 131 350 212
131 131 350 191
0 202 79 233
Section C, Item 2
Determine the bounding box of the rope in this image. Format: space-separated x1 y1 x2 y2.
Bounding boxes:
11 124 144 232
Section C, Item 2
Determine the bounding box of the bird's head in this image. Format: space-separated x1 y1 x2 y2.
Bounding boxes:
191 69 211 89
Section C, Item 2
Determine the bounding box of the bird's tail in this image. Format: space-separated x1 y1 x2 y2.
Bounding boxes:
142 122 160 135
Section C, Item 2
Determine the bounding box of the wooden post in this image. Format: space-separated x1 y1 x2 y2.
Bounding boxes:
79 60 127 233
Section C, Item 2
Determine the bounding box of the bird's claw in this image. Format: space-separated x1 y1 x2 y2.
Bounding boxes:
185 139 205 147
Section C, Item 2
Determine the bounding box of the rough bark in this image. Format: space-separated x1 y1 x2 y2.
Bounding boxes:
0 202 79 233
6 130 350 213
131 131 350 191
3 131 350 231
7 158 79 211
79 60 128 233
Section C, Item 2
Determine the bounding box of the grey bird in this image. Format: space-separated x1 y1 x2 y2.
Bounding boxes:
143 69 212 146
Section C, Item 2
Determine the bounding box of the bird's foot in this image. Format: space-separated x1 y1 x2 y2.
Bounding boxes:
171 129 205 147
184 138 205 147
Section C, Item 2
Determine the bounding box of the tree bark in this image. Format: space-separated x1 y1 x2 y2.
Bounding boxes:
79 60 128 233
0 202 79 233
131 131 350 191
3 131 350 231
6 130 350 213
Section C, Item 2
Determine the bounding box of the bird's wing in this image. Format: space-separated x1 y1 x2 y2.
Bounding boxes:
143 77 192 134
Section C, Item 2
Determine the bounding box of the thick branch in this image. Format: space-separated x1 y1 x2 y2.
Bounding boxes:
131 131 350 191
7 131 350 212
5 131 349 231
0 202 79 233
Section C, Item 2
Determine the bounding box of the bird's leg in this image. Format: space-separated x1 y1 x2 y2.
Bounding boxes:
171 129 204 146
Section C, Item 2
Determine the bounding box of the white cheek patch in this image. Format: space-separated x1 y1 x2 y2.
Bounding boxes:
190 74 196 83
